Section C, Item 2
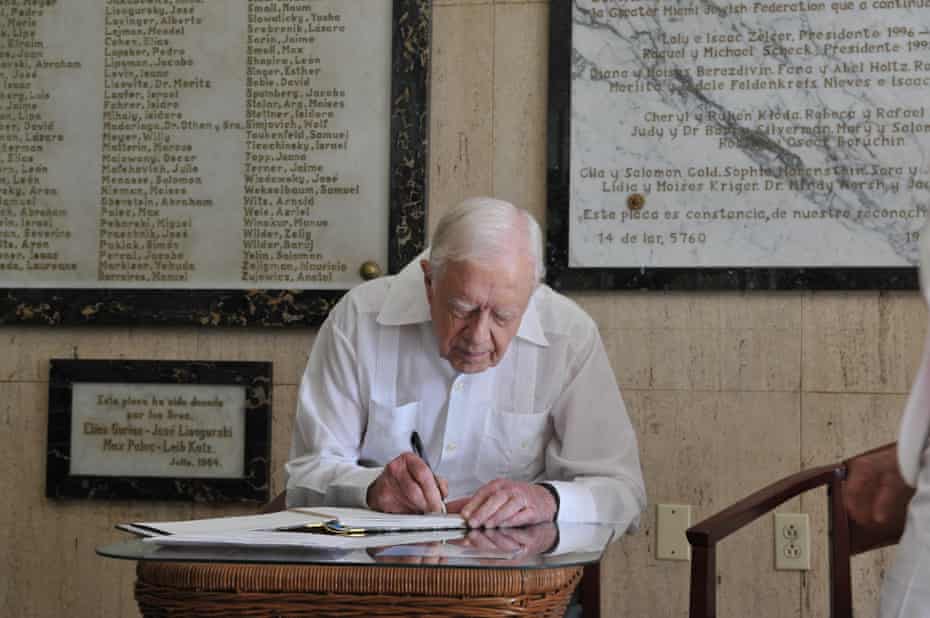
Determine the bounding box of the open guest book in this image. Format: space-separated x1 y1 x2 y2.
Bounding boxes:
285 507 465 534
116 507 469 550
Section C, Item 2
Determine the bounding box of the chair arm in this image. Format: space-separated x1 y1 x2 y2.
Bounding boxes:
687 464 844 548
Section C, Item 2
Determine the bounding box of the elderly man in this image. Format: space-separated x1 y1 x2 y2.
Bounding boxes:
285 197 645 529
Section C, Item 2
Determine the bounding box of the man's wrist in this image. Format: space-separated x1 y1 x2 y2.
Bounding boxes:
537 482 560 522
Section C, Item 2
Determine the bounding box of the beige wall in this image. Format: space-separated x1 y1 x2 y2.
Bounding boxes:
1 1 924 616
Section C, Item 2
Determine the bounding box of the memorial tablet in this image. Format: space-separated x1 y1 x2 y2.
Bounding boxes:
547 0 927 289
47 359 271 502
0 0 430 324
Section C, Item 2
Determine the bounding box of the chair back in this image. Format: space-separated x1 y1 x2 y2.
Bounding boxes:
687 443 906 618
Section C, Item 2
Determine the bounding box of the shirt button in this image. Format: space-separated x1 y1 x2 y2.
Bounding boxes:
453 382 464 393
446 443 457 453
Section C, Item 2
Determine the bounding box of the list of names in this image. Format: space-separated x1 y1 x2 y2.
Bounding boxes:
0 0 393 289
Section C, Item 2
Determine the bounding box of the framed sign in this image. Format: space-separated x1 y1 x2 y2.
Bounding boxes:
0 0 430 325
547 0 925 290
47 359 271 502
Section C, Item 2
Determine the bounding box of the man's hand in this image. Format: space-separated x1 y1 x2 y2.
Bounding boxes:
446 479 556 528
366 452 448 514
844 445 914 538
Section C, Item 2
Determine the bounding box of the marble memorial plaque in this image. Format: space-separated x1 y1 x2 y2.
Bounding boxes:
547 0 929 289
70 383 246 479
47 359 271 502
0 0 430 324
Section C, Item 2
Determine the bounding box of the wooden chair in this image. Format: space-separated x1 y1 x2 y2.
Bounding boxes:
686 443 910 618
262 491 602 618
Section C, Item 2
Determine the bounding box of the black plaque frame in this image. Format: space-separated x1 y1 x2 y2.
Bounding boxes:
47 359 272 502
1 0 431 326
546 0 918 291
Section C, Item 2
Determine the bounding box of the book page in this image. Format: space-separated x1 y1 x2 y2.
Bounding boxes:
120 510 328 536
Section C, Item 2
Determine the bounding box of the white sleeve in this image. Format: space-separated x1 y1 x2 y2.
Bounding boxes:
284 310 382 508
543 327 646 529
898 330 930 487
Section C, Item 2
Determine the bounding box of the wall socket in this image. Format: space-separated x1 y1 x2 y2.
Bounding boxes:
774 513 810 570
656 504 691 561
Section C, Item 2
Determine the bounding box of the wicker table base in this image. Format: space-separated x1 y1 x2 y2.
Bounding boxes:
135 561 582 617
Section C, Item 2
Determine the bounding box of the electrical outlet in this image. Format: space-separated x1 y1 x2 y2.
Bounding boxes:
774 513 810 570
656 504 691 561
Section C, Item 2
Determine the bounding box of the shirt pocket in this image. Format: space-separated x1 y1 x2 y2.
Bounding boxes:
475 409 549 483
360 400 419 466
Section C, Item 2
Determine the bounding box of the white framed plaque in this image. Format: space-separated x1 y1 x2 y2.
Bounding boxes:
47 359 272 502
0 0 430 324
547 0 927 289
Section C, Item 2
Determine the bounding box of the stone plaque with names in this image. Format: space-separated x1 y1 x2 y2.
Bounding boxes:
547 0 928 289
0 0 430 324
70 383 247 479
47 359 271 502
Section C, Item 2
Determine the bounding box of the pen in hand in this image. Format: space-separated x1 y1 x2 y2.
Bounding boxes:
410 431 447 514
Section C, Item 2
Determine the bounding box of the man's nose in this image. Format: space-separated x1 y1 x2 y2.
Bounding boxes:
464 309 492 344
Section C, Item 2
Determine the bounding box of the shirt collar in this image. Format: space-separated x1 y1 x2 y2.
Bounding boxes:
515 293 549 347
376 253 432 325
376 251 549 348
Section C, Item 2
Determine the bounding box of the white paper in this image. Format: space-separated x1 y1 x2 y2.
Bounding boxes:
143 528 466 550
120 510 328 537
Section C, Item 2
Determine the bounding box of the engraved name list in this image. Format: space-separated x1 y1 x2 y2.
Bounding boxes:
0 0 393 289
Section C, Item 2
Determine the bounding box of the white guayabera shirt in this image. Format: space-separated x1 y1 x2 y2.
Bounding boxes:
285 255 646 527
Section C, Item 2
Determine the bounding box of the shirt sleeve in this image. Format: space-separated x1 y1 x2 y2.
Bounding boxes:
897 329 930 488
542 323 647 529
284 306 382 508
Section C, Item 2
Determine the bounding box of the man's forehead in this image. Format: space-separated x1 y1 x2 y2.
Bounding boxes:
445 259 531 293
443 252 533 282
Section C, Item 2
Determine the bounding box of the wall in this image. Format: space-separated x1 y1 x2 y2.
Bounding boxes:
1 1 924 616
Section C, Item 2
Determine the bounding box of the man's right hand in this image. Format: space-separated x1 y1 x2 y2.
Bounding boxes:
366 452 448 514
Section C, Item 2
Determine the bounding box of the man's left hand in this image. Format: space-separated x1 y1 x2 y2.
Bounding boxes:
446 480 556 528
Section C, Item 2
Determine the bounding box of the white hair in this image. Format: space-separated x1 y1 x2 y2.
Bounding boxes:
428 197 545 285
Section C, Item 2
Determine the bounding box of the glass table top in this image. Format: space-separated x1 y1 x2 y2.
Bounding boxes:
97 522 621 570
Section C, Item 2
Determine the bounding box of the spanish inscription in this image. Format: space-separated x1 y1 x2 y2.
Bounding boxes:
70 383 246 478
571 0 930 268
0 0 391 288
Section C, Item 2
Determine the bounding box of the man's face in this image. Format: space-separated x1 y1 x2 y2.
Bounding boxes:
422 255 535 374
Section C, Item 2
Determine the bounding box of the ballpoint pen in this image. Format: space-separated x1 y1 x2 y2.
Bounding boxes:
410 430 447 515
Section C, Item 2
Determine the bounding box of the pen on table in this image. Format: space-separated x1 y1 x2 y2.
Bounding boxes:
410 430 447 514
